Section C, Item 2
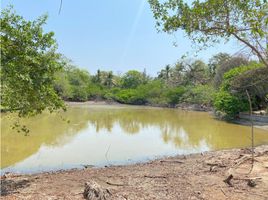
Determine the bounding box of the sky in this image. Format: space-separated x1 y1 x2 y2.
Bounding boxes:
1 0 242 76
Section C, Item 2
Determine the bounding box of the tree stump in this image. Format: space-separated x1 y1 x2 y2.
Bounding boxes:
83 181 111 200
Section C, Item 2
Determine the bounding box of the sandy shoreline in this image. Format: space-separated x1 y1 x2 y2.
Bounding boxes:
1 145 268 200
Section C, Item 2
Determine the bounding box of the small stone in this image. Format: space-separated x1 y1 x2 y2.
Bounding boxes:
247 180 257 187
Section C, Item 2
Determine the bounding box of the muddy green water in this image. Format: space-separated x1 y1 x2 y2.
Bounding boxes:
1 105 268 174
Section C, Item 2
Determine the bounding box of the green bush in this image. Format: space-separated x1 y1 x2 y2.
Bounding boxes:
213 63 263 119
114 89 147 105
120 70 145 89
182 85 215 106
71 86 88 102
137 80 170 105
165 87 186 105
214 90 248 119
87 84 105 99
221 63 262 91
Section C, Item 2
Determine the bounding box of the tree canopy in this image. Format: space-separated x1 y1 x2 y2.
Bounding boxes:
148 0 268 67
0 7 65 117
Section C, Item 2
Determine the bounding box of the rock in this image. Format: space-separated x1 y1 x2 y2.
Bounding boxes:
247 180 257 187
83 181 111 200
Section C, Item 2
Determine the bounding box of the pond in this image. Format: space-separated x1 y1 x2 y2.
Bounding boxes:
1 105 268 174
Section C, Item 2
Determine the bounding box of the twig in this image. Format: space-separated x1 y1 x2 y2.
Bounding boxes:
220 186 228 197
234 177 262 181
159 160 184 164
106 181 125 186
144 175 167 179
206 162 227 167
232 155 251 168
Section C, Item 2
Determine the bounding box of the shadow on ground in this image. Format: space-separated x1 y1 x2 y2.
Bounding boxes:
1 178 30 196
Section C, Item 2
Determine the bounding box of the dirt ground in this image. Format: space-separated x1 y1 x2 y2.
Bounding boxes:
1 145 268 200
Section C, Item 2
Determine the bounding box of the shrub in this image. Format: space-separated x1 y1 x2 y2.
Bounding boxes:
165 87 186 105
182 85 215 106
214 90 248 119
114 89 147 105
213 63 264 118
71 86 88 102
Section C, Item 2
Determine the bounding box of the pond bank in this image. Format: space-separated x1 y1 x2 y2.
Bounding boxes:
1 145 268 200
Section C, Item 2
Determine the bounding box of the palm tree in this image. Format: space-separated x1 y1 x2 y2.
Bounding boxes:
165 65 171 81
104 71 113 88
96 69 101 83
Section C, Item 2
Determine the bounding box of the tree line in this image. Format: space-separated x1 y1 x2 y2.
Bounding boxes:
53 54 268 119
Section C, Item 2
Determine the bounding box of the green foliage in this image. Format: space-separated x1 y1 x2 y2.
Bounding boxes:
221 62 262 90
158 65 172 82
113 89 147 105
87 84 105 99
137 80 167 105
183 60 210 86
148 0 268 67
52 56 266 115
214 63 264 118
165 87 186 105
214 57 248 88
70 86 88 101
214 56 249 88
121 70 145 89
0 7 65 117
214 91 248 119
53 61 91 102
208 53 231 77
228 64 268 109
54 71 72 100
182 85 215 106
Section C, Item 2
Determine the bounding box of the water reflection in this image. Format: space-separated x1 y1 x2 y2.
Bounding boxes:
1 105 268 173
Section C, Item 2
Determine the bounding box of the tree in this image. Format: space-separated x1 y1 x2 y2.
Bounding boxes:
169 62 184 86
158 65 171 83
92 69 102 84
103 71 114 88
230 65 268 109
1 7 65 117
121 70 145 89
214 63 264 118
214 56 249 88
182 60 210 85
208 53 231 77
148 0 268 67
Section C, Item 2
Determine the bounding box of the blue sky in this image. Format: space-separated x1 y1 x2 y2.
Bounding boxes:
2 0 242 76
